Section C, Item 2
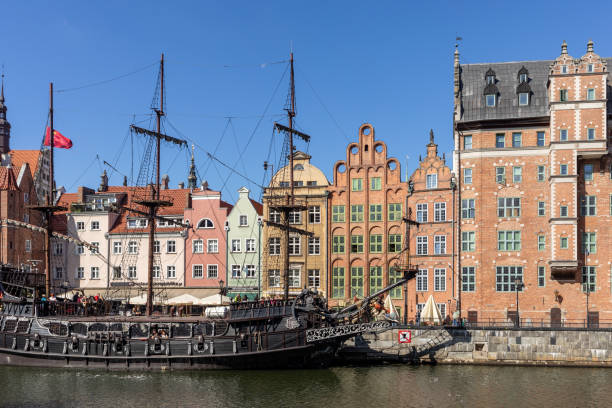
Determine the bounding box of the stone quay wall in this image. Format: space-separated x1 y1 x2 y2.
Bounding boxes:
339 326 612 367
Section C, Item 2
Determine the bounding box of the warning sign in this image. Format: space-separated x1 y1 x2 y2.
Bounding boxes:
398 330 411 343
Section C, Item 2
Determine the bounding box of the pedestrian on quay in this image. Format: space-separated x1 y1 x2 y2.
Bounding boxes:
452 309 460 327
416 309 421 326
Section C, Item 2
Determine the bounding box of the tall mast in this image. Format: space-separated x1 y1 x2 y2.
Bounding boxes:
156 53 164 200
45 83 54 297
288 52 296 203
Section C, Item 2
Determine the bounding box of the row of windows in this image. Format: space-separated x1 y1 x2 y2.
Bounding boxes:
559 87 597 102
269 206 321 224
62 265 177 281
331 234 402 254
268 236 321 256
229 238 257 253
278 180 318 187
331 267 404 299
268 269 321 289
464 132 545 150
192 264 219 279
332 203 403 223
415 202 447 223
230 264 257 279
416 235 446 255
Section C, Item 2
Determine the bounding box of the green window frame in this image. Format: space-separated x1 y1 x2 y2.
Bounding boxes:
538 266 545 287
369 204 382 222
388 234 402 253
370 177 381 191
461 199 475 219
332 267 345 299
351 205 364 222
332 205 345 223
369 266 383 295
582 232 596 254
582 266 596 293
498 231 521 251
369 234 383 253
388 203 402 221
538 201 545 216
537 165 545 182
560 237 568 249
496 167 506 183
332 235 345 254
351 178 363 191
350 267 364 298
538 235 545 251
461 231 475 252
513 166 522 183
351 235 364 253
389 267 402 299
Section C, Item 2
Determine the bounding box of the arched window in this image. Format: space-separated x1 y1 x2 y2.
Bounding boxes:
197 218 214 229
294 164 304 171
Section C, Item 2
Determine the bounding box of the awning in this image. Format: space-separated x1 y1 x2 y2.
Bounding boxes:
421 295 443 324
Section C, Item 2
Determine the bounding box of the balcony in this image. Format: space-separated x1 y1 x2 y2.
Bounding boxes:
549 260 579 282
70 202 118 213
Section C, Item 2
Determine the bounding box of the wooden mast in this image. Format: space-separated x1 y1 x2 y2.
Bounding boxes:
45 83 54 297
283 53 296 301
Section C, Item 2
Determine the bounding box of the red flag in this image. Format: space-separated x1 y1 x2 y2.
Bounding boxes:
44 127 73 149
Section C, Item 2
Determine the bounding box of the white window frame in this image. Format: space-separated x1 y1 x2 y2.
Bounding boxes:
289 267 301 288
192 265 204 279
245 265 256 278
76 267 85 280
518 92 529 106
76 221 85 231
167 240 176 253
113 241 122 254
128 266 137 279
167 265 176 279
239 215 248 227
308 237 320 255
231 264 241 279
434 268 446 291
206 239 218 253
434 202 446 222
289 236 301 256
426 174 438 189
308 269 320 288
231 239 241 253
128 241 138 254
245 238 256 253
269 237 281 255
308 206 321 224
268 269 280 288
416 269 428 292
91 266 99 280
416 236 428 255
434 235 446 255
91 221 100 231
207 264 218 279
416 203 428 223
463 168 472 184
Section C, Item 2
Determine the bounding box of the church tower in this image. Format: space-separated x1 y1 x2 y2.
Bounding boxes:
0 75 11 154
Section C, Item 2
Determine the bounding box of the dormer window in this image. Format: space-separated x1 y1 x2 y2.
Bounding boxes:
486 75 495 84
518 93 529 106
519 74 527 83
484 68 498 107
294 164 304 171
518 66 528 84
486 94 496 107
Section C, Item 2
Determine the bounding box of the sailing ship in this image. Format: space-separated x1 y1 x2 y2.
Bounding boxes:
0 54 417 369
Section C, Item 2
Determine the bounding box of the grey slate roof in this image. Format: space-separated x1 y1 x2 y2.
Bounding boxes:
458 58 612 123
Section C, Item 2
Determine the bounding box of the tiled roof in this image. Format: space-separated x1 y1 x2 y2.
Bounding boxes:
458 57 612 122
249 198 263 216
9 150 41 174
0 167 18 191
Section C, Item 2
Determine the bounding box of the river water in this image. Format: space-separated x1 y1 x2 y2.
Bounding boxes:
0 364 608 407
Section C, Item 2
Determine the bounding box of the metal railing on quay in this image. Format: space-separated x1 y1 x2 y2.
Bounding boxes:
405 318 612 330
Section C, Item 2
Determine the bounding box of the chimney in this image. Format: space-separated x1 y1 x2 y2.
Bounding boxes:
200 180 208 191
162 174 169 190
77 186 95 203
98 170 108 192
185 191 192 209
123 175 128 186
178 181 185 189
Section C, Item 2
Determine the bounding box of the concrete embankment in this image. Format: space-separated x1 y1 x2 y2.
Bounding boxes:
338 326 612 367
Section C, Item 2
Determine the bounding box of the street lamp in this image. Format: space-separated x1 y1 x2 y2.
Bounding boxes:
514 276 524 327
219 279 225 296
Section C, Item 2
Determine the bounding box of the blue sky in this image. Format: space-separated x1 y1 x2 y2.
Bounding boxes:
2 1 611 203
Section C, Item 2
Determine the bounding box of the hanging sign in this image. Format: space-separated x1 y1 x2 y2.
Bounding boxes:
398 330 411 343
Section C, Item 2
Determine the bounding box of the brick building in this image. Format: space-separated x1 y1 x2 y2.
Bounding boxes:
454 40 612 324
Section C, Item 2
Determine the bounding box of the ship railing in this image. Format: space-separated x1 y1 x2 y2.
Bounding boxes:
229 299 295 320
34 300 122 318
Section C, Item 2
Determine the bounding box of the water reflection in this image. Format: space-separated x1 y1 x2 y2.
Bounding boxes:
1 364 610 407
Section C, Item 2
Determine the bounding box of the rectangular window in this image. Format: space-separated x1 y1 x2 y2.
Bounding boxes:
128 241 138 254
416 203 428 223
308 269 320 288
537 165 545 181
426 174 438 189
416 269 428 292
369 266 383 294
462 267 475 292
496 167 506 184
587 88 595 100
581 195 596 216
269 209 280 223
498 197 521 218
351 205 364 222
332 236 345 254
350 267 364 298
538 266 545 287
561 65 568 74
588 64 594 73
512 132 522 147
90 267 99 280
76 221 85 231
584 164 593 181
207 239 218 253
231 265 241 279
288 236 301 255
416 236 428 255
268 237 280 256
389 268 402 299
538 201 546 216
288 210 302 224
464 135 472 150
351 235 364 253
332 267 345 299
207 264 218 278
308 206 321 224
167 265 176 279
461 199 475 219
308 237 320 255
239 215 248 226
461 231 475 252
463 168 472 184
288 268 301 288
434 235 446 254
351 178 363 191
128 266 137 279
496 133 505 148
560 237 568 249
513 166 522 183
75 244 84 255
166 240 176 253
560 89 568 102
231 239 241 252
369 234 383 253
112 267 121 280
54 267 63 280
153 240 160 253
369 204 382 222
76 267 85 280
25 240 31 252
434 202 446 222
245 264 256 278
498 231 521 251
582 266 596 293
583 232 596 254
332 205 345 223
245 239 256 252
486 94 496 107
53 242 63 256
90 242 99 254
434 268 446 291
587 128 595 140
388 234 402 253
388 203 402 221
370 177 382 190
538 235 545 251
91 221 100 230
518 92 529 106
495 266 523 292
560 129 568 141
537 131 545 147
560 206 568 217
560 164 568 175
153 266 161 279
268 269 280 288
191 239 203 254
192 265 203 279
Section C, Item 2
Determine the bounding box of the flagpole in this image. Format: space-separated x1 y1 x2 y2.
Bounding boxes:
45 82 54 298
